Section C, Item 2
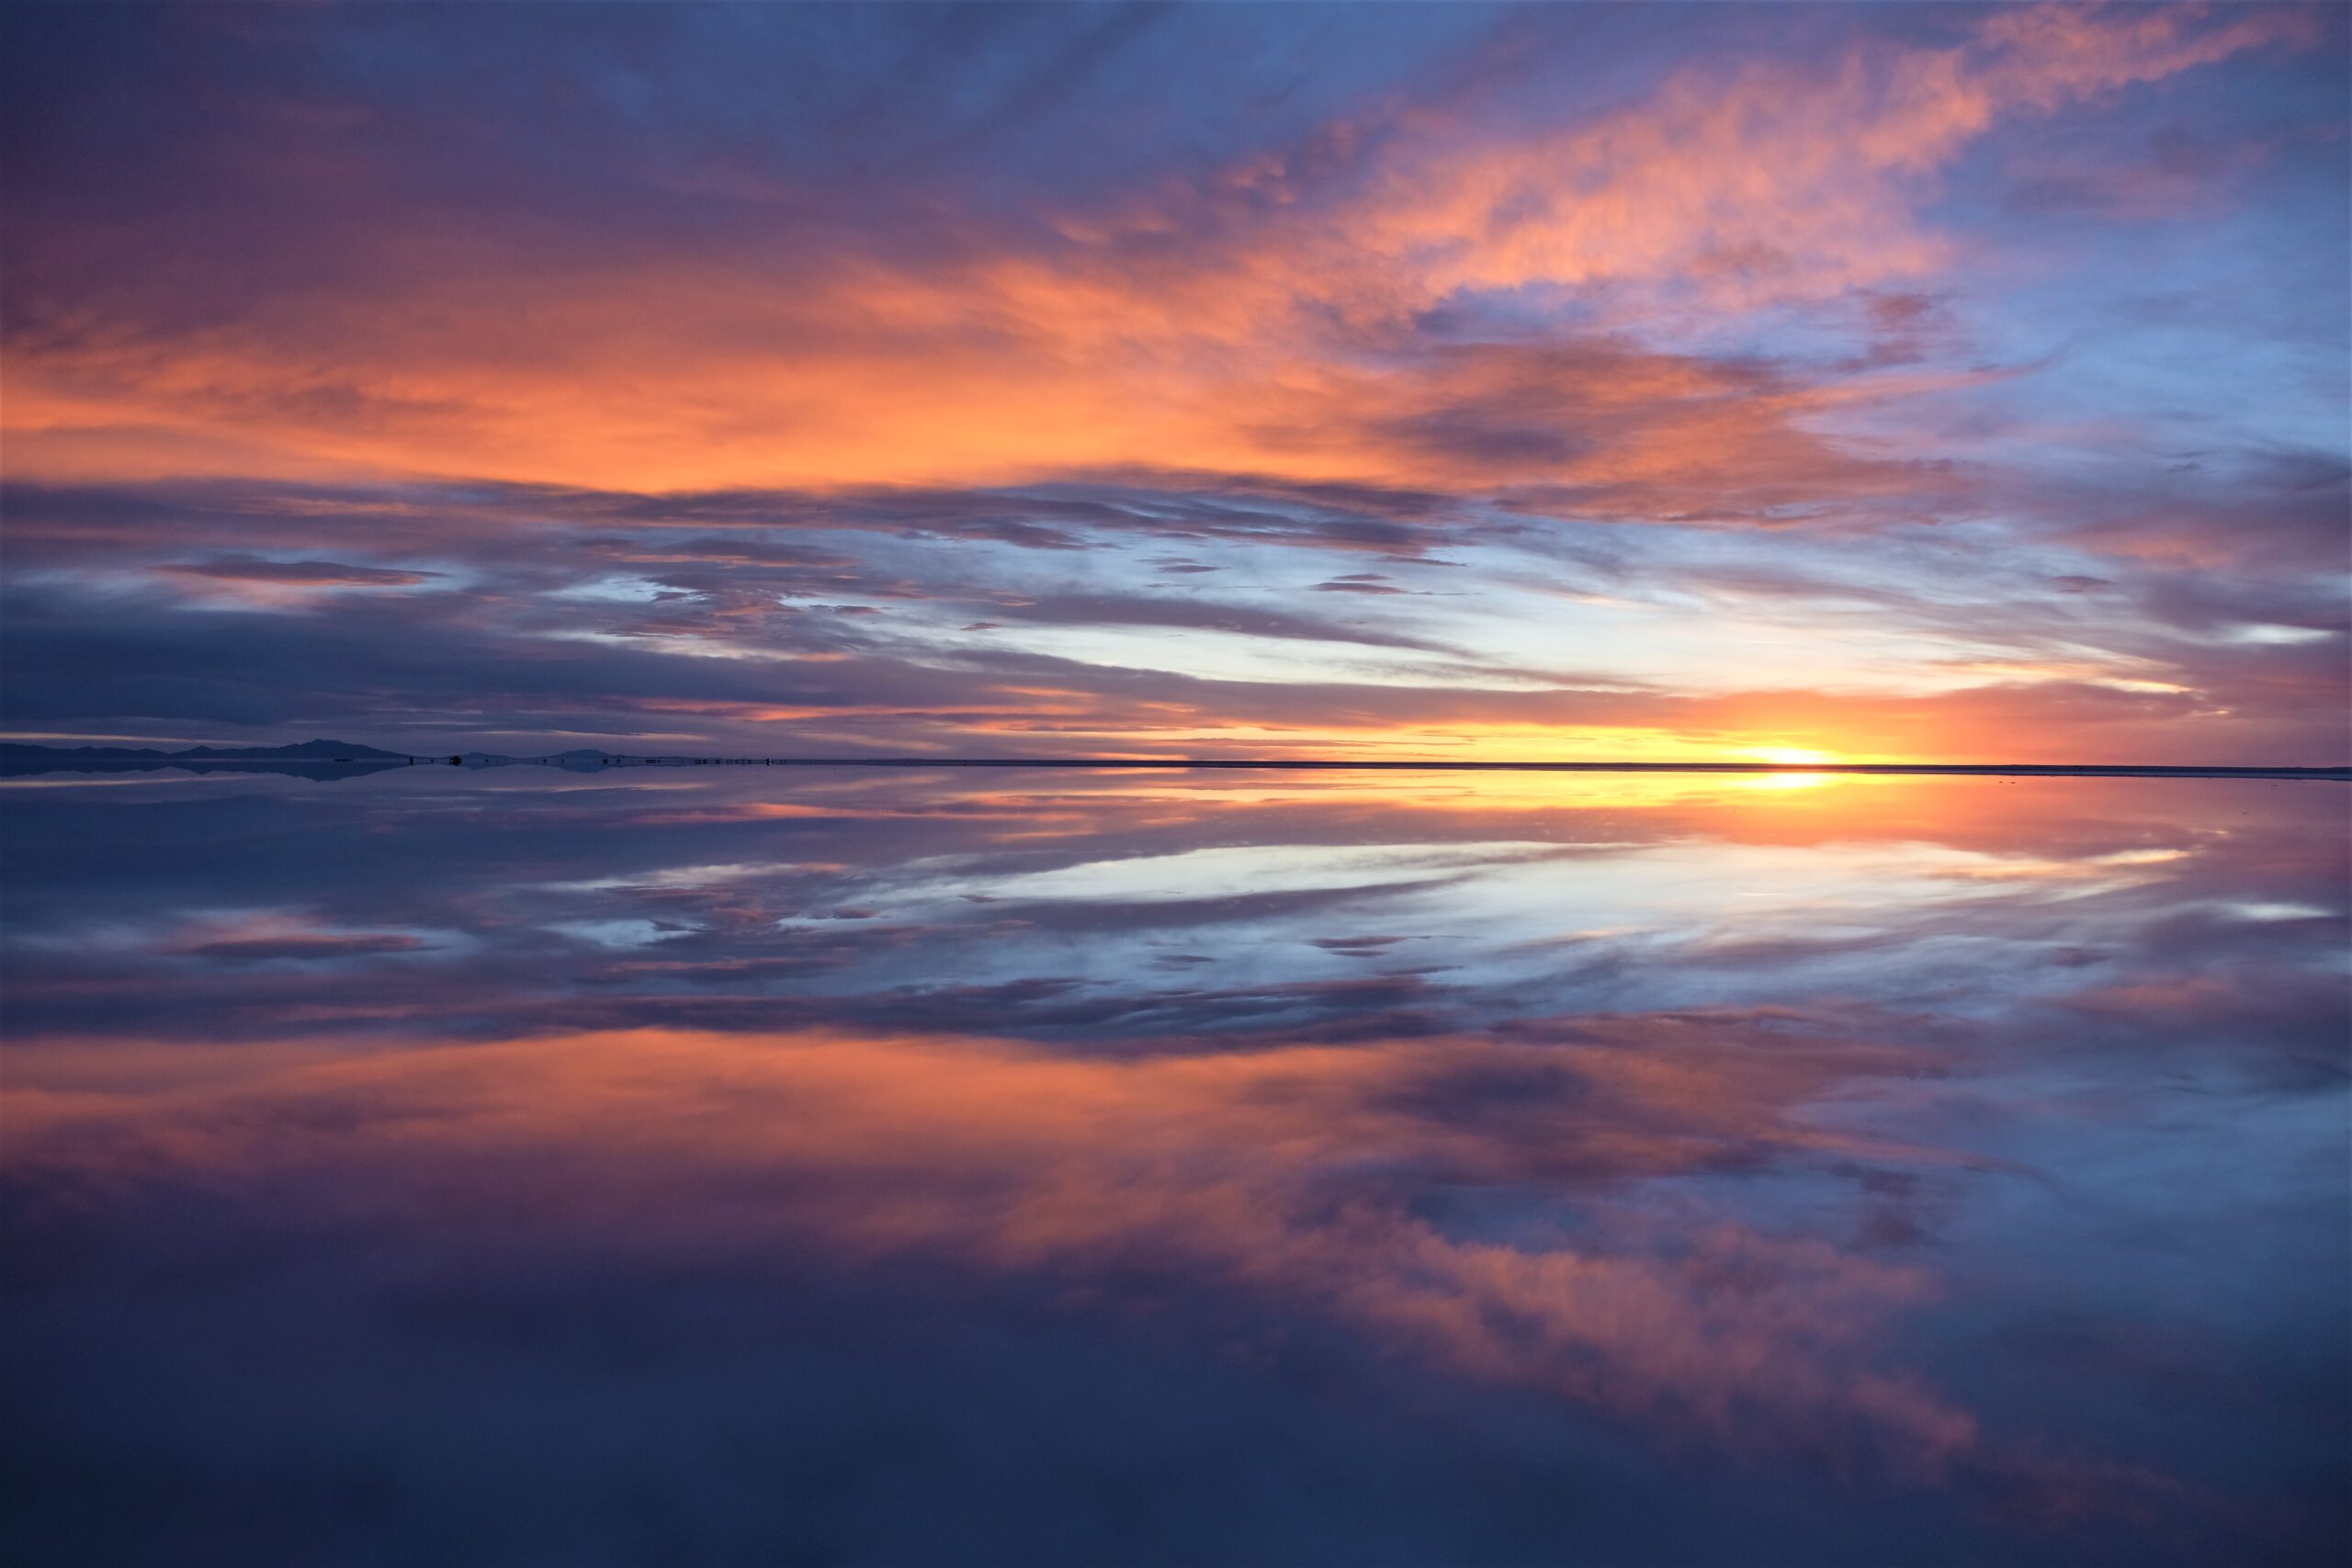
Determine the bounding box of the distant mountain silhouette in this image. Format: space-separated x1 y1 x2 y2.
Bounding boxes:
0 739 413 777
2 738 407 761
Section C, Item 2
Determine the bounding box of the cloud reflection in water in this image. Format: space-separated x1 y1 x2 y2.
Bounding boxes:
3 769 2345 1565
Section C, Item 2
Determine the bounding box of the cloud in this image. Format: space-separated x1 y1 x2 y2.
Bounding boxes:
0 4 2340 761
176 932 431 963
956 591 1451 651
164 557 440 588
1 4 2322 495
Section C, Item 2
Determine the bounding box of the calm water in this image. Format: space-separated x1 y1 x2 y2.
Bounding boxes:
4 768 2346 1566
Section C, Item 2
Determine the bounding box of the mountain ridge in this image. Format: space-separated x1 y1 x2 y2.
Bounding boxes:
0 739 410 761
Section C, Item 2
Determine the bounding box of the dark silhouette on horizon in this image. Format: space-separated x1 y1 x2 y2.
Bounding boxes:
3 739 2345 782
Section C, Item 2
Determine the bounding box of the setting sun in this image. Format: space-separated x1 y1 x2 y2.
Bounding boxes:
1743 748 1838 766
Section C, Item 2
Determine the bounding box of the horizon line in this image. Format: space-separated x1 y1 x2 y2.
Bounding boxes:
419 753 2352 780
6 741 2347 781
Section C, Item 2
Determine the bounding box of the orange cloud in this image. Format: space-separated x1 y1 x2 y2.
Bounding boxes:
6 1019 1971 1461
8 1010 2209 1521
0 4 2309 495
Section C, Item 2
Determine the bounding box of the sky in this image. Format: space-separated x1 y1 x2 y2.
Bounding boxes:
3 1 2346 762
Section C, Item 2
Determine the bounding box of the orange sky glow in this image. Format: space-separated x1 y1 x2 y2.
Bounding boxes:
2 1 2343 762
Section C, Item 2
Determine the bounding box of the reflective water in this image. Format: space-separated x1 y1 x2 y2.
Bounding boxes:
4 769 2346 1565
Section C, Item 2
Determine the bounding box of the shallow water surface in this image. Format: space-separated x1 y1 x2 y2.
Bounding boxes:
5 768 2346 1565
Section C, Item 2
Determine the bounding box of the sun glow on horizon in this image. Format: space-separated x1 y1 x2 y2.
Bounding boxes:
1742 747 1838 766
